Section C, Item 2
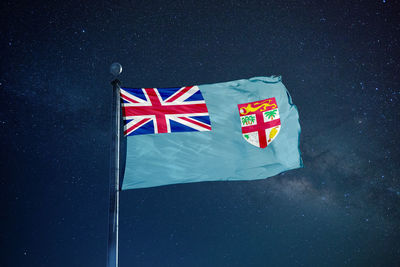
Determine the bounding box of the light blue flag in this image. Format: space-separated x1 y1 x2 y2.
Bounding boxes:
121 76 302 190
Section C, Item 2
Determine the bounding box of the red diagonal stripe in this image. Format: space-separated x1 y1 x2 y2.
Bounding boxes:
179 117 211 131
124 118 151 136
121 92 140 103
165 86 193 103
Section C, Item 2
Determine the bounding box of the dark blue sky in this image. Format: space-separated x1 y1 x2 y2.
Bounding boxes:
1 0 400 266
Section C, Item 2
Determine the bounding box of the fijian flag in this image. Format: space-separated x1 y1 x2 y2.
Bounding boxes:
121 76 302 190
120 86 212 136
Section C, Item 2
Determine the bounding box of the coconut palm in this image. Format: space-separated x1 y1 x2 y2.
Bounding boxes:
249 116 255 124
264 110 277 120
242 116 256 125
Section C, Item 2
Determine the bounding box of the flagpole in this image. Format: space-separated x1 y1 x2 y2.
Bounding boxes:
108 63 122 267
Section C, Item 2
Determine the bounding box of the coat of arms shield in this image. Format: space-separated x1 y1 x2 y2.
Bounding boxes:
237 97 281 148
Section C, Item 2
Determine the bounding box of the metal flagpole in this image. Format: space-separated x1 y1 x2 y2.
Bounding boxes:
108 63 122 267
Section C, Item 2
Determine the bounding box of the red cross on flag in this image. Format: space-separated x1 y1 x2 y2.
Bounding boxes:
237 97 281 148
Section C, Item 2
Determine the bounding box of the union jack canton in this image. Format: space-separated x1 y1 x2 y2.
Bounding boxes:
120 86 212 136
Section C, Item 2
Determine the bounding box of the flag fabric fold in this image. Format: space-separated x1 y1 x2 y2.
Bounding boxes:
121 76 302 190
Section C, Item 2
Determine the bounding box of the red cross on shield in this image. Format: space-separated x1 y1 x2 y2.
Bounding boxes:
237 97 281 148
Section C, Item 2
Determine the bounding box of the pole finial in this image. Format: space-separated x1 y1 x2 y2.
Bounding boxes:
110 62 122 77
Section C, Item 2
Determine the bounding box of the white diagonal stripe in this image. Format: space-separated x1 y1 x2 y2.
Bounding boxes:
120 88 147 103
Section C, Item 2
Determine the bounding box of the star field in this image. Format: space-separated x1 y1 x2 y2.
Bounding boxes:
1 0 400 266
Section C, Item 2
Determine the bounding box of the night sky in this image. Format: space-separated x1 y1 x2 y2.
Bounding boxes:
1 0 400 266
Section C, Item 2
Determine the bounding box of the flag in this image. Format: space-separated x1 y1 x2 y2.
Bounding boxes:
121 76 302 190
120 86 211 136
